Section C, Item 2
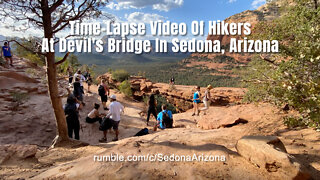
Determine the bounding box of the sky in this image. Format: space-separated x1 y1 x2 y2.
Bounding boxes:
0 0 266 40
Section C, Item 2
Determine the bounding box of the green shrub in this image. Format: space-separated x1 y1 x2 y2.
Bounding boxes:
0 56 5 66
10 91 29 105
155 95 177 114
283 116 307 128
112 69 130 82
119 80 132 97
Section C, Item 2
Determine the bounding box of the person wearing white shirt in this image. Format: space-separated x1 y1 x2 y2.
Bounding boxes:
74 70 86 87
99 95 124 142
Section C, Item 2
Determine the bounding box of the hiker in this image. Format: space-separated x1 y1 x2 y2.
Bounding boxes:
73 77 84 103
86 103 103 124
99 95 124 142
67 66 73 86
200 85 213 115
84 69 93 93
1 42 13 67
154 104 173 131
64 94 81 140
146 94 157 126
170 76 175 85
192 86 201 116
98 79 110 110
74 70 86 92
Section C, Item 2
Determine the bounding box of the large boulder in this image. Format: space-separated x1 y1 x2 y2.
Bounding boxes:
236 136 310 180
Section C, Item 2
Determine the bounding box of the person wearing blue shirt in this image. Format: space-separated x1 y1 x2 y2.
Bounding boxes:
1 42 13 67
154 104 173 130
192 86 201 116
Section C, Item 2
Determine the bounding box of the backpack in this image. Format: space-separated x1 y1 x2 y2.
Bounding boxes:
162 111 173 128
98 85 106 96
134 128 149 136
99 117 112 131
64 103 78 122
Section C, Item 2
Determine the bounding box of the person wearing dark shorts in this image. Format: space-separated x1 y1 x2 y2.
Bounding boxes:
98 79 110 110
146 94 157 126
99 95 124 142
111 120 120 130
1 42 13 67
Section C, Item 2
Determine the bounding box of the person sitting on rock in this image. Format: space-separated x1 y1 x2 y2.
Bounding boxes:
99 95 124 142
146 94 157 126
200 85 213 115
64 94 81 140
154 104 173 131
192 86 201 116
86 103 103 124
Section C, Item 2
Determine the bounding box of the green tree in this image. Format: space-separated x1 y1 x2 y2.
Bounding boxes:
242 0 320 128
0 0 109 146
13 38 46 66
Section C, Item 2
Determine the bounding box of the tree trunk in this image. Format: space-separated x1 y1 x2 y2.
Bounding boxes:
47 52 69 143
41 0 69 146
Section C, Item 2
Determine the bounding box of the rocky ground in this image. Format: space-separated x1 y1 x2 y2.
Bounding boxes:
0 57 319 179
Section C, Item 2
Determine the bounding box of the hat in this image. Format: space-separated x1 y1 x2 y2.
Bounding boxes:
207 85 213 89
110 94 116 100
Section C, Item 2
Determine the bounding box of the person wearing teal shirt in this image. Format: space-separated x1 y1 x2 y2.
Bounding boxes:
155 104 173 130
192 86 201 116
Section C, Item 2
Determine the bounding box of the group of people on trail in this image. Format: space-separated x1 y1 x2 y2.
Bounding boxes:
63 70 212 142
64 74 125 143
192 85 213 116
1 42 13 67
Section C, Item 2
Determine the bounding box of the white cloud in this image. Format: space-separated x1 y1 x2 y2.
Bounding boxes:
106 0 184 12
251 0 265 8
228 0 237 3
126 12 166 23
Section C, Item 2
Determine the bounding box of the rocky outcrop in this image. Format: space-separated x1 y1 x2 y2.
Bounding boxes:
99 73 246 112
236 136 310 180
181 2 282 77
0 144 38 164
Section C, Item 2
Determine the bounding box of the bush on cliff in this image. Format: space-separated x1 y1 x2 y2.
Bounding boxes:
119 80 132 97
112 69 130 82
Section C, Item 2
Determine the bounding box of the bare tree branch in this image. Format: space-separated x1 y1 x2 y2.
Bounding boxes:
3 39 45 56
55 52 70 65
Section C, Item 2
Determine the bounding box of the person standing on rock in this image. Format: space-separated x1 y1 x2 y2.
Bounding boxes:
74 70 86 93
1 42 13 67
146 94 157 126
84 69 93 93
73 77 84 103
67 66 73 86
200 85 213 115
64 94 81 140
99 95 124 142
192 86 201 116
98 79 110 110
170 76 175 85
